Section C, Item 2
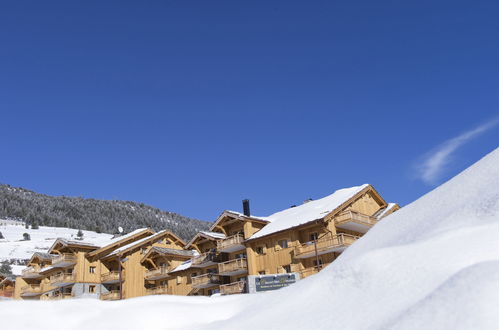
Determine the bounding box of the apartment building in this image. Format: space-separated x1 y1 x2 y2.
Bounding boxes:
0 274 15 298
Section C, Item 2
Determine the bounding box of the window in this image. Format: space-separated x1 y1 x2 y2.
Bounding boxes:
278 239 289 249
141 248 148 255
283 265 292 273
255 246 265 255
176 276 182 284
89 266 96 274
258 270 266 275
89 285 96 293
190 272 198 280
309 232 319 241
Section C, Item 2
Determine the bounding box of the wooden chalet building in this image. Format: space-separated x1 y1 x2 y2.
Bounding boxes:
0 274 15 298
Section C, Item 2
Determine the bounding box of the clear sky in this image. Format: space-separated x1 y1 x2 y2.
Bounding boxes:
1 1 498 222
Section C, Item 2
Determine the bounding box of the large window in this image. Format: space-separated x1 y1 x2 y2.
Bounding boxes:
309 232 319 241
255 246 266 255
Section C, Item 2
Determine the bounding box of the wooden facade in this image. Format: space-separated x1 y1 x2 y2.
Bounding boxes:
14 184 398 300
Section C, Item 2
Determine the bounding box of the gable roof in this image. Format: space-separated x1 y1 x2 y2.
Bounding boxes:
101 230 186 259
208 210 269 233
86 228 154 259
140 246 196 264
47 238 101 254
185 231 226 249
248 184 377 240
168 259 194 274
28 252 56 264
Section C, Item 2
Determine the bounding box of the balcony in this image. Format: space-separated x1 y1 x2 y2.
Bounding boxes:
144 266 169 281
299 267 320 279
220 280 246 295
191 273 221 289
191 252 218 268
294 233 358 259
21 266 43 279
218 258 248 276
334 210 377 233
146 285 172 295
0 288 14 298
51 253 77 267
101 271 124 284
20 284 43 297
48 292 73 300
50 273 76 287
217 234 245 253
100 290 122 300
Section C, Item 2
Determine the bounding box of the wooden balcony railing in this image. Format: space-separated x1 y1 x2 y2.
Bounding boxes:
22 266 42 278
146 285 172 295
101 271 124 283
191 273 221 289
50 272 76 285
144 266 169 280
191 252 218 267
48 292 73 300
217 234 245 252
335 210 377 228
100 290 122 300
220 281 246 295
294 233 358 259
20 284 42 295
52 253 77 266
218 258 248 276
299 267 320 279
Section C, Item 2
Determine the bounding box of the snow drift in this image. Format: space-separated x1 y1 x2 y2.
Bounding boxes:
1 148 498 330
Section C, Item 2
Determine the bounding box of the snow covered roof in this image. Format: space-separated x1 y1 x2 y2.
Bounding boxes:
208 210 269 232
169 259 193 273
149 246 196 258
86 228 154 258
374 203 399 219
248 184 370 240
103 230 168 258
185 231 226 249
29 252 56 263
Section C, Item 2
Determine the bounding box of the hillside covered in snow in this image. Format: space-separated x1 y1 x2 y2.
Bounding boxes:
0 222 112 274
1 148 498 330
0 184 209 241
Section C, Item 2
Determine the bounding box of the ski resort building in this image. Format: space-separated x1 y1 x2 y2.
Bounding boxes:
13 228 187 300
0 274 15 298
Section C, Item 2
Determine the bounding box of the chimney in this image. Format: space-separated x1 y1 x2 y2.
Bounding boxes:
242 199 250 216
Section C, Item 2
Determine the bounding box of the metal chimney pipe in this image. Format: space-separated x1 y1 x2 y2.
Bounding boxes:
242 199 250 216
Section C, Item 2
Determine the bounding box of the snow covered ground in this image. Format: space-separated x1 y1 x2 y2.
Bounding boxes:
0 223 112 273
1 148 498 330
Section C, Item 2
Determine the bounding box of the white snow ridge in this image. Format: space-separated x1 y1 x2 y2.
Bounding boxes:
2 148 499 330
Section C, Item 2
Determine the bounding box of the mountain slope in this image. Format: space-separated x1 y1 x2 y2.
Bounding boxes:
1 148 498 330
0 184 210 241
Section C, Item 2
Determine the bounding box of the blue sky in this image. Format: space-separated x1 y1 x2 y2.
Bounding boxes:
1 1 498 222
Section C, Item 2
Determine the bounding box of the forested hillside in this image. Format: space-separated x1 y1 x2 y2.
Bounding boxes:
0 184 210 241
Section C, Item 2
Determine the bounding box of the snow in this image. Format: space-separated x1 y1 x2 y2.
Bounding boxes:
169 259 193 273
0 224 112 262
1 148 498 330
249 184 369 239
375 202 398 219
199 231 226 239
104 229 164 257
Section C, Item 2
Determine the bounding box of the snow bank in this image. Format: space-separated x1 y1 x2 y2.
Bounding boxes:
1 148 498 330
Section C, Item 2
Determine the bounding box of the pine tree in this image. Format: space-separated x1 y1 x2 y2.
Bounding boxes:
77 229 84 240
0 231 4 239
23 232 30 241
31 221 39 229
0 261 12 275
25 222 29 229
